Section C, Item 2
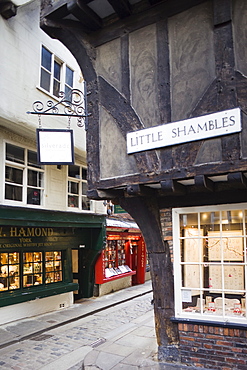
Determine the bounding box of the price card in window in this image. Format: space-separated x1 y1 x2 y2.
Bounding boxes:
182 289 192 303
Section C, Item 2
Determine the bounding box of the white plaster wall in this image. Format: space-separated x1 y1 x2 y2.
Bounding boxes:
0 0 86 156
0 0 107 214
0 292 73 325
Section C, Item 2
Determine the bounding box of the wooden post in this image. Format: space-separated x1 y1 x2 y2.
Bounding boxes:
118 196 180 362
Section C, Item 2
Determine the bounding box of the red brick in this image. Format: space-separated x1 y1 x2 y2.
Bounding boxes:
198 325 204 333
234 329 240 337
215 340 232 346
226 357 246 364
204 343 213 349
232 347 242 353
194 325 199 333
224 328 229 336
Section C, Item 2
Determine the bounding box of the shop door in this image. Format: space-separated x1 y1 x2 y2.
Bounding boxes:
72 249 85 300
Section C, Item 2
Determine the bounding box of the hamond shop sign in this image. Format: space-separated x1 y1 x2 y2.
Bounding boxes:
127 108 241 154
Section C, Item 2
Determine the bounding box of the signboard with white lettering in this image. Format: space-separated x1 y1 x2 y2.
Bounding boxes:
36 129 74 164
127 108 241 154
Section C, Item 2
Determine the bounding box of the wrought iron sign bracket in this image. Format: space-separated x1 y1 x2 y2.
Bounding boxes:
27 87 91 130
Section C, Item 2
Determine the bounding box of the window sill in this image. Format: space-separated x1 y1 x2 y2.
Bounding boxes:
36 86 60 102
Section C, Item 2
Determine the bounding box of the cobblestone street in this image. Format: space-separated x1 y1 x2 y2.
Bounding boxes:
0 291 154 369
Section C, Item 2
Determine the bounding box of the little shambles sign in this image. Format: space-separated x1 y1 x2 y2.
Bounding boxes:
127 108 241 154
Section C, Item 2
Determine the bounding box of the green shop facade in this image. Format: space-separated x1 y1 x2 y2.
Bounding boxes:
0 205 105 324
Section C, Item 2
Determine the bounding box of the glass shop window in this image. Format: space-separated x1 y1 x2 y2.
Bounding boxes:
0 252 20 291
45 251 62 284
104 239 132 278
68 165 91 210
173 204 247 323
23 252 43 287
5 143 44 206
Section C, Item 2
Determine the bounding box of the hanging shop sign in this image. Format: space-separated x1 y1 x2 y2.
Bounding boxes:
127 107 241 154
36 129 74 164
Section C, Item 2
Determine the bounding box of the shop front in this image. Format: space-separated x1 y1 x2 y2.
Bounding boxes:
94 218 148 296
0 205 105 324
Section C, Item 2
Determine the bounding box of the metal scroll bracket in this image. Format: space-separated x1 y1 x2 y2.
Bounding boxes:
27 86 91 130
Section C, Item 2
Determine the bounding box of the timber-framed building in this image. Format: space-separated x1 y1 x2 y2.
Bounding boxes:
40 0 247 368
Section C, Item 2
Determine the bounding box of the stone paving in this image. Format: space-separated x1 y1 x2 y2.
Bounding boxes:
0 293 154 369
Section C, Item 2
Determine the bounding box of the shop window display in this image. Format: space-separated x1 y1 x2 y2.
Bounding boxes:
104 239 131 278
0 251 63 292
0 252 20 291
173 205 247 323
45 251 62 283
23 252 43 287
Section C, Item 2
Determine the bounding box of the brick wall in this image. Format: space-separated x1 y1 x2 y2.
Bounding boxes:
160 208 173 261
178 322 247 369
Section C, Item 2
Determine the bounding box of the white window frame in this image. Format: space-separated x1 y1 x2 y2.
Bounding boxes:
39 45 74 99
67 164 91 211
173 203 247 324
4 142 45 207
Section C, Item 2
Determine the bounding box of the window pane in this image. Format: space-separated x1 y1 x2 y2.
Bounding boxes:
68 181 79 194
41 46 52 71
222 210 243 231
200 211 220 233
28 170 43 187
179 213 198 237
27 188 41 205
5 184 22 201
5 166 23 184
0 252 20 291
28 150 42 169
6 143 24 164
82 168 87 180
54 61 61 80
68 165 80 178
66 66 73 87
53 80 60 97
65 85 72 99
40 68 51 92
45 251 62 284
68 195 79 208
82 182 88 195
23 252 43 287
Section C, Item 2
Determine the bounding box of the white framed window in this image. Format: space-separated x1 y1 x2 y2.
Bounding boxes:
173 203 247 324
40 45 74 98
67 165 91 211
5 143 44 206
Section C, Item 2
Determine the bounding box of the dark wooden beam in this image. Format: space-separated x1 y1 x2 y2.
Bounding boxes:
107 0 131 19
67 0 102 31
41 0 69 19
194 175 214 192
126 184 155 197
160 179 186 195
87 0 207 47
213 0 232 26
227 172 247 189
87 188 123 200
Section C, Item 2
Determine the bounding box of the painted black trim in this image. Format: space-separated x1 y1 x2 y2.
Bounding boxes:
171 316 247 330
0 283 78 308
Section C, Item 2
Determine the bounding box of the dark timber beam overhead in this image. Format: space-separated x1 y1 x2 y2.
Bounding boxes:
67 0 102 31
107 0 132 18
